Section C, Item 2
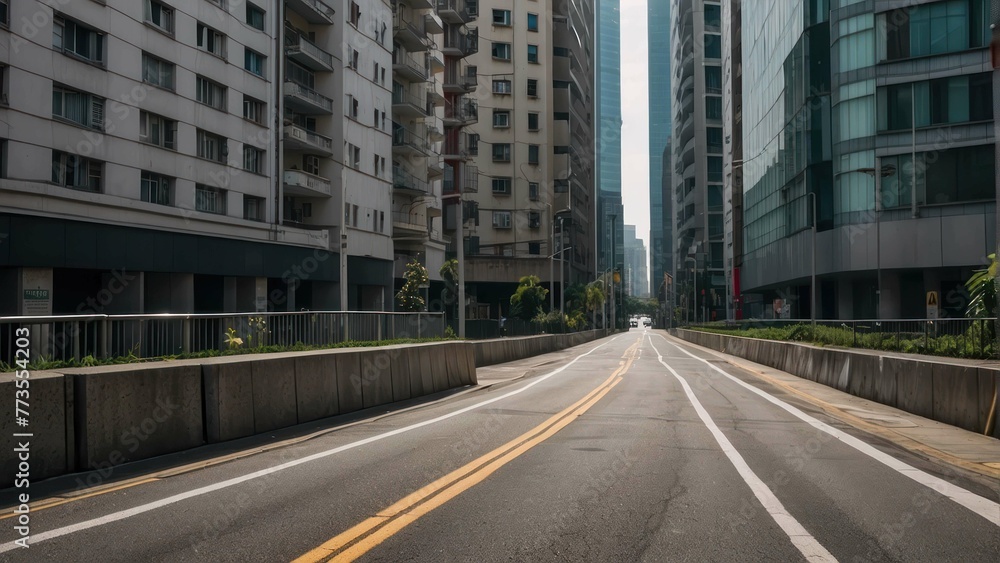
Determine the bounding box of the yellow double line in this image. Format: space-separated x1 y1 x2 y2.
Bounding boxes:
294 339 642 562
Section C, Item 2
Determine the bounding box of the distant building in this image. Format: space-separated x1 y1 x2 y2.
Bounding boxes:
624 225 649 297
648 0 673 305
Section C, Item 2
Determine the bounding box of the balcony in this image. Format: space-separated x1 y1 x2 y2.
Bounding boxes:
394 12 430 51
392 211 429 237
283 125 334 156
285 30 335 72
437 0 474 24
424 12 444 34
284 81 334 115
283 169 332 198
286 0 336 25
443 97 477 126
393 48 429 82
427 157 445 178
393 164 431 195
392 123 431 157
392 85 430 117
443 61 477 93
442 131 474 160
442 27 478 57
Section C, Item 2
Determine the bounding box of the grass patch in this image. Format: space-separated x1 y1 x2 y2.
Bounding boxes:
689 322 996 360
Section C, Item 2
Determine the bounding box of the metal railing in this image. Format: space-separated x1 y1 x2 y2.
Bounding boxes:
685 318 998 360
1 311 446 367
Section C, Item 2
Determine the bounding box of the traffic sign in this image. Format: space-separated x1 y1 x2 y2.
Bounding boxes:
926 291 939 319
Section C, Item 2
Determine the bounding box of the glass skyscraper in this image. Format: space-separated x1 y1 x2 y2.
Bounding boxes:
597 0 624 277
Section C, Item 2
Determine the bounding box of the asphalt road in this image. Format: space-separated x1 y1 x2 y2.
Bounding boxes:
1 329 998 562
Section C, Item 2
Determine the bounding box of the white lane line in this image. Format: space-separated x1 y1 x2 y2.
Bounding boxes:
0 335 626 553
646 336 837 562
659 334 1000 527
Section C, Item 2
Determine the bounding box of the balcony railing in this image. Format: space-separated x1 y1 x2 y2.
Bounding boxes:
394 11 429 50
283 169 333 198
283 81 334 114
286 0 336 25
285 29 335 71
442 27 478 56
392 164 430 194
392 86 430 116
437 0 474 24
444 97 478 123
392 124 431 154
283 124 334 154
392 48 429 81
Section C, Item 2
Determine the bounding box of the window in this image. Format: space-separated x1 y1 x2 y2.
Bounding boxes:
529 242 541 255
467 0 478 16
197 129 227 163
706 97 722 120
492 143 511 162
196 184 227 214
196 76 227 110
349 2 361 27
350 49 359 70
140 171 172 205
528 182 539 201
197 24 225 57
527 45 539 63
142 53 174 89
53 16 104 63
468 134 479 155
879 73 993 130
347 143 361 169
287 61 315 88
0 1 7 26
707 157 723 183
493 9 511 26
348 95 359 118
837 13 874 72
704 4 721 28
554 179 568 193
528 211 540 229
143 0 174 34
139 111 176 149
706 127 723 154
492 42 511 60
246 3 265 31
243 96 265 124
493 110 510 128
884 0 990 61
492 177 512 194
920 144 995 204
303 154 320 175
244 195 265 221
528 145 539 164
527 112 539 131
243 146 264 173
492 79 512 94
244 48 266 77
492 211 512 228
705 66 722 94
704 34 721 58
527 79 538 97
52 151 102 192
52 86 104 130
527 13 538 31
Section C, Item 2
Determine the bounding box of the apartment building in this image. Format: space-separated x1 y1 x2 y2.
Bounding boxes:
389 0 450 298
738 0 995 320
457 0 595 320
671 0 725 323
647 0 672 303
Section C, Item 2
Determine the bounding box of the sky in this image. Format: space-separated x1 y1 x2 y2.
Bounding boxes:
619 0 651 250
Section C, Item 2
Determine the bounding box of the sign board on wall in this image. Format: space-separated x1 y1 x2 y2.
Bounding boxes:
926 291 939 320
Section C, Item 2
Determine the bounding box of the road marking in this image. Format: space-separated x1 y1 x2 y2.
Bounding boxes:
0 478 161 520
294 337 641 562
0 335 626 554
659 334 1000 527
647 336 837 562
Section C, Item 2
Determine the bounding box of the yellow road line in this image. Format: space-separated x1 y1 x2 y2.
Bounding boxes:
294 337 641 563
0 478 160 520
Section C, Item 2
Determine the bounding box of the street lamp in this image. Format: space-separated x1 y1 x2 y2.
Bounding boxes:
609 213 617 330
685 256 697 324
807 192 817 330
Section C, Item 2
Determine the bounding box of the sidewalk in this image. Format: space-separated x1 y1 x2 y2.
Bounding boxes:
666 333 1000 483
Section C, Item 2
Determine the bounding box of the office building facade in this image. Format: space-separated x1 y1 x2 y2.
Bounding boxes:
597 0 623 281
624 224 649 297
739 0 995 320
722 0 742 320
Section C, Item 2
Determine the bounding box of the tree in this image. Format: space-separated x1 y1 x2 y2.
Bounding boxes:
439 259 459 316
510 275 549 321
966 253 997 318
585 281 606 327
396 260 429 312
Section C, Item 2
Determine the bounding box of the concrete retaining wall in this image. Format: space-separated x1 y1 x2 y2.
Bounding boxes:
473 329 611 367
674 329 1000 438
1 330 611 486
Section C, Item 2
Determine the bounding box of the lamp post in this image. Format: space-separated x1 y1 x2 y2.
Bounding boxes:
807 192 817 330
856 163 897 319
685 256 697 324
610 213 617 330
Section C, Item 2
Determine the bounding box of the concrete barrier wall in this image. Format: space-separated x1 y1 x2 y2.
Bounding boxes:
473 329 611 367
0 371 71 487
674 329 999 438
